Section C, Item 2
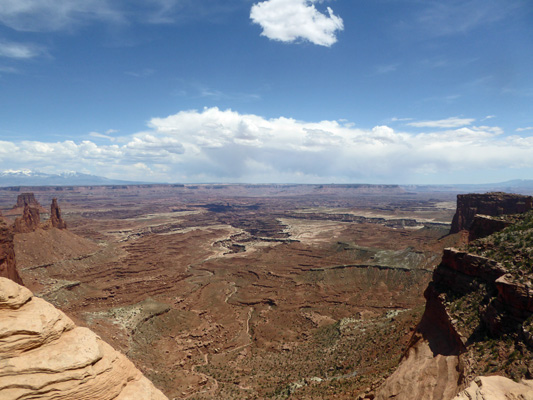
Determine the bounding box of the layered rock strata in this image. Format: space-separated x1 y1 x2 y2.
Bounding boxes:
450 192 533 233
373 195 533 400
0 277 168 400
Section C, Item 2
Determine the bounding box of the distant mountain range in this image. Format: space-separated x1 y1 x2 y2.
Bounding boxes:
0 170 139 187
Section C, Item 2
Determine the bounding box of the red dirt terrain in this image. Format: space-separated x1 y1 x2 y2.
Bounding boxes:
0 184 460 399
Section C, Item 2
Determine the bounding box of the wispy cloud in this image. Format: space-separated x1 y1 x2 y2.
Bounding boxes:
0 0 122 32
0 40 45 59
250 0 344 47
516 127 533 132
407 117 475 128
0 0 243 32
0 65 18 74
125 68 155 78
177 82 261 102
416 0 519 36
375 64 399 75
390 117 413 122
198 87 261 102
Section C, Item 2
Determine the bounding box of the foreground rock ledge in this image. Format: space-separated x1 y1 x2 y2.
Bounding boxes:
0 277 168 400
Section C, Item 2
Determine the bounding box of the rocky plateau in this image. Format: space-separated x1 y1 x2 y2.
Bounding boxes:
1 185 532 399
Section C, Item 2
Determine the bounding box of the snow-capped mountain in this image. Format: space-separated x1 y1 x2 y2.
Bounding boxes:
0 170 139 186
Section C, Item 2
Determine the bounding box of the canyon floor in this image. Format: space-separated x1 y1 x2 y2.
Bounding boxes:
0 184 461 399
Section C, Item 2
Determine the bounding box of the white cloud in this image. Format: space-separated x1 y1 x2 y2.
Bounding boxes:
250 0 343 47
407 117 475 128
0 40 44 59
391 117 413 122
1 108 533 183
516 127 533 132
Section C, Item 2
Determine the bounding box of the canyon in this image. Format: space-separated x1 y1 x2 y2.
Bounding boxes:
0 185 532 399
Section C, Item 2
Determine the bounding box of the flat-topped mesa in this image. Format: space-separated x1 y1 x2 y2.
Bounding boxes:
0 277 169 400
450 192 533 234
45 198 67 230
13 192 40 209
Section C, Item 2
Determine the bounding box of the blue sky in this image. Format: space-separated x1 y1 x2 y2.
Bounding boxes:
0 0 532 184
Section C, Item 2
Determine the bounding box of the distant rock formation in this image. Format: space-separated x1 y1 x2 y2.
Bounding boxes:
13 204 41 233
12 196 67 233
450 192 533 233
13 192 40 209
0 221 22 285
0 277 169 400
44 198 67 230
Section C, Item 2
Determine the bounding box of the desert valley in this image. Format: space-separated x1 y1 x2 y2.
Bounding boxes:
1 184 533 399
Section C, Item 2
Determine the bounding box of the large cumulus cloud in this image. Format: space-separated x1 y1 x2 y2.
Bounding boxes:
1 107 532 183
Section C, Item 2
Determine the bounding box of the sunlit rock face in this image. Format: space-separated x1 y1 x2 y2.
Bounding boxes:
0 277 169 400
450 192 533 234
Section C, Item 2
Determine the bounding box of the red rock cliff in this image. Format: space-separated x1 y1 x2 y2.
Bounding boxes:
450 192 533 233
0 218 23 285
373 193 533 400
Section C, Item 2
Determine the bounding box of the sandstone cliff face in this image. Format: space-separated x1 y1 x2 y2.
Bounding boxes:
468 215 512 242
373 195 533 400
0 220 22 285
450 192 533 233
0 277 169 400
454 376 533 400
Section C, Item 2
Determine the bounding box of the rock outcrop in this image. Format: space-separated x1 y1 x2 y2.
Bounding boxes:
0 220 22 285
454 376 533 400
12 197 67 233
0 277 169 400
45 197 67 229
373 194 533 400
468 215 512 242
450 192 533 233
13 204 41 233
